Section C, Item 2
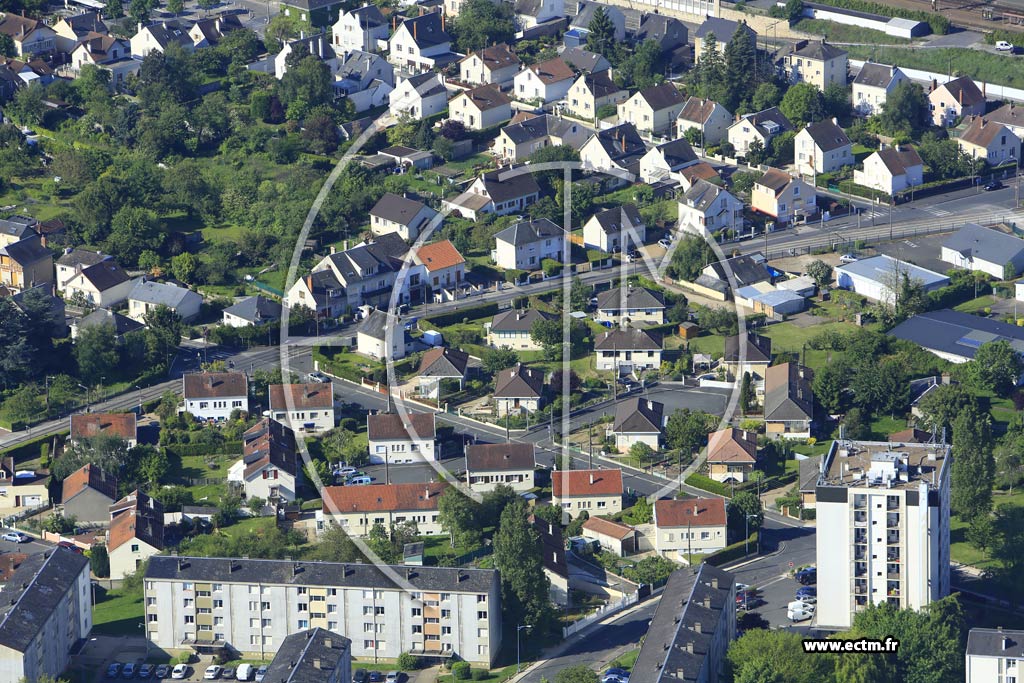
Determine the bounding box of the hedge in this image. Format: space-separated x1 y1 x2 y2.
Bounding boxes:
0 418 26 432
424 303 500 329
163 441 243 458
685 473 731 497
705 532 759 567
0 431 66 462
811 0 949 34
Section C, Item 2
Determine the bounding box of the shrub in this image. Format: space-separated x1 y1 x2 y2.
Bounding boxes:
471 670 487 681
685 473 730 497
397 652 421 671
451 661 471 679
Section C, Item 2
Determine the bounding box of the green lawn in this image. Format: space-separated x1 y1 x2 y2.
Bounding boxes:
868 415 907 440
611 648 641 671
844 46 1024 89
437 664 520 682
954 295 996 314
93 585 144 636
794 18 912 44
950 490 1024 569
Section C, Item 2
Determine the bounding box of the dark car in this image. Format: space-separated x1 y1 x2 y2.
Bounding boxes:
353 671 369 683
795 567 817 585
57 541 83 554
796 586 817 600
985 180 1004 191
368 673 385 683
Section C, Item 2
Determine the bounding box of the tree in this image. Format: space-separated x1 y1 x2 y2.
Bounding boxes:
842 406 871 440
723 23 756 110
739 372 755 413
533 503 562 526
302 114 339 154
554 666 599 683
951 403 994 522
129 0 152 25
823 81 852 120
730 171 763 197
631 495 653 523
170 252 198 283
780 82 825 126
278 55 333 119
745 137 766 166
727 629 833 683
615 40 664 89
43 513 77 534
785 0 804 21
530 317 563 359
916 383 978 435
665 409 710 454
451 0 516 54
1 385 43 425
994 439 1024 493
629 442 655 468
850 357 908 416
877 81 929 136
967 515 997 555
692 32 727 104
437 488 481 548
752 82 782 111
806 259 833 289
812 361 848 414
73 322 118 381
0 34 16 58
52 436 129 482
90 544 110 578
308 523 363 563
666 234 713 281
10 82 45 126
570 277 591 312
481 347 519 375
965 340 1024 397
396 653 421 672
584 6 617 62
166 0 183 13
107 206 161 266
728 491 763 537
136 445 169 486
215 493 243 528
493 498 556 636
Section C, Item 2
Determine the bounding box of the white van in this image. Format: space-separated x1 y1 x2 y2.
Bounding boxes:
236 664 254 681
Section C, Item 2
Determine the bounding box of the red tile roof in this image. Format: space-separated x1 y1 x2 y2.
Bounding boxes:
582 516 635 540
108 490 164 552
321 482 447 514
416 239 465 272
269 383 334 410
62 463 117 504
705 428 758 464
367 412 436 440
183 372 248 399
654 497 726 528
70 412 136 442
552 469 623 497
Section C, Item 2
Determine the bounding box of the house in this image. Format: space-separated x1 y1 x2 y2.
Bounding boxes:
617 83 687 137
957 116 1020 167
798 455 820 510
412 239 466 301
387 12 456 73
694 17 755 61
182 372 249 421
705 428 759 483
465 442 535 492
750 168 817 226
493 363 545 416
449 84 511 131
280 0 346 26
564 71 626 121
638 138 699 184
334 50 394 112
228 418 300 503
70 413 137 448
356 308 406 361
331 4 388 53
701 253 771 291
635 14 689 71
269 383 335 433
0 13 56 57
582 516 637 556
367 412 436 464
60 259 134 308
107 490 165 580
56 249 111 289
653 497 728 559
531 517 568 605
835 254 949 302
941 223 1024 279
71 308 143 340
493 218 564 270
60 463 117 524
130 21 193 58
188 14 243 48
486 308 555 350
722 332 772 380
264 629 351 683
983 101 1024 140
0 215 37 247
736 284 807 318
370 192 438 242
493 113 589 164
966 628 1024 683
594 327 663 373
763 363 813 439
274 33 337 79
889 309 1024 364
52 11 107 54
595 286 665 325
0 456 47 511
321 482 447 535
852 63 908 116
513 57 574 104
0 550 92 683
569 2 625 42
559 46 610 74
582 204 645 253
727 107 795 156
929 76 986 127
853 145 924 195
579 122 647 175
69 34 130 71
285 270 347 319
0 235 53 293
795 119 853 176
678 179 744 238
0 62 21 101
221 295 282 328
127 280 202 323
389 71 448 119
514 0 564 29
675 97 732 147
416 346 470 400
443 168 541 219
310 232 409 309
552 469 623 523
459 44 520 87
612 397 664 452
778 39 848 90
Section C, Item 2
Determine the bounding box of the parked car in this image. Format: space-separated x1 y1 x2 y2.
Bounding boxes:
204 665 223 680
353 670 368 683
221 668 235 680
236 663 254 680
1 531 30 543
57 540 83 553
123 663 137 679
155 665 170 679
796 586 817 600
254 666 268 682
171 664 189 680
385 673 402 683
997 40 1015 51
307 372 330 383
795 567 816 585
838 254 857 264
368 673 385 683
658 238 672 249
788 604 816 622
106 663 122 678
985 180 1004 191
347 475 372 486
337 466 358 477
139 664 154 679
603 667 630 682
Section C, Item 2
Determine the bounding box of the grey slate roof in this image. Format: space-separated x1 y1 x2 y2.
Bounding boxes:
695 17 754 42
631 564 735 683
404 71 447 98
636 83 686 111
652 138 698 169
613 397 664 434
802 119 851 152
349 4 386 27
0 550 90 653
788 38 847 61
146 555 499 593
942 223 1024 267
734 107 794 137
799 455 821 493
595 327 662 351
966 628 1024 659
724 333 772 364
324 233 408 282
0 235 50 265
682 179 729 212
418 346 470 378
494 218 563 246
142 21 192 49
590 123 647 167
705 254 770 287
560 47 610 74
493 364 544 398
0 214 37 240
77 261 130 291
223 295 282 324
596 286 665 311
478 169 542 204
888 308 1024 360
370 192 434 227
466 442 535 471
401 12 450 49
57 248 109 269
853 62 902 88
501 114 580 145
358 309 391 341
589 204 643 235
764 363 813 422
578 70 622 99
129 279 201 308
635 14 687 51
490 308 555 333
77 308 144 336
264 628 352 683
677 97 725 126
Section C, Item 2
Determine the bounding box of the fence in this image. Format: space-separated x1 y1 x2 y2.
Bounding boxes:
253 281 284 297
562 592 639 638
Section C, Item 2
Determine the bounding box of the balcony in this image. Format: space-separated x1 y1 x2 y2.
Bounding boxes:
887 563 900 576
854 549 867 562
886 513 900 528
887 550 901 563
853 511 868 526
854 580 868 595
887 532 900 545
886 581 901 597
886 498 899 511
854 562 868 578
854 495 867 510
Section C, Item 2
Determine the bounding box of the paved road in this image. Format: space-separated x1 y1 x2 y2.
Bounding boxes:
729 523 818 631
0 528 55 556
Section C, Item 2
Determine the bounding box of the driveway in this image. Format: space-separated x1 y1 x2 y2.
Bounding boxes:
72 636 151 683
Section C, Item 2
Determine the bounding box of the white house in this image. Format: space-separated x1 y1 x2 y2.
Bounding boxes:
61 260 133 309
675 96 732 147
612 397 664 452
616 82 687 137
486 308 555 350
579 122 647 175
465 443 535 493
387 12 454 73
594 327 663 373
52 11 107 54
127 280 202 323
493 363 544 416
638 138 699 185
853 146 924 195
107 490 164 580
367 412 436 464
678 179 744 238
459 44 520 87
275 33 337 79
335 49 394 112
320 482 446 536
285 270 347 319
181 372 249 421
727 107 794 156
582 204 645 253
750 168 817 226
513 57 574 104
443 168 541 220
852 63 907 117
928 75 986 128
130 21 193 58
653 497 727 559
412 239 466 300
957 116 1021 167
69 33 129 71
564 71 627 121
492 113 590 164
269 383 335 433
331 5 388 53
389 71 448 119
552 469 623 523
513 0 564 29
356 309 407 360
835 255 950 303
221 295 282 327
227 418 300 503
370 192 438 241
595 286 665 325
449 84 511 131
965 628 1024 683
794 119 852 177
941 223 1024 279
493 218 564 270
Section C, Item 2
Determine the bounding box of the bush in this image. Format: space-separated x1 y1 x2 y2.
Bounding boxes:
685 473 730 497
397 652 421 671
425 303 500 329
163 441 243 458
705 532 759 566
471 670 487 681
451 661 471 679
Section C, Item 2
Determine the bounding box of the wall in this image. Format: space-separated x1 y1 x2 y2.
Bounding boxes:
851 59 1024 105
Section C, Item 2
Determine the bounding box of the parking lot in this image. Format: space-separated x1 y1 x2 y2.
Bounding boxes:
869 232 953 276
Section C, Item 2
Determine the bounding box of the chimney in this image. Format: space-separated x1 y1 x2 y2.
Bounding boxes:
393 15 397 30
441 13 445 31
1003 636 1010 650
330 245 336 254
931 78 937 92
589 473 595 485
983 81 987 98
958 87 963 106
414 21 418 40
693 622 701 633
325 638 333 649
702 596 710 609
306 274 313 291
313 658 322 670
621 135 626 153
710 577 718 589
425 486 431 499
685 642 694 654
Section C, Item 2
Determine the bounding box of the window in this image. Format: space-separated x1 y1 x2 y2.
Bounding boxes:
298 619 309 629
478 611 488 620
261 602 271 611
183 598 194 608
131 544 140 552
213 600 223 609
262 618 272 628
184 615 195 624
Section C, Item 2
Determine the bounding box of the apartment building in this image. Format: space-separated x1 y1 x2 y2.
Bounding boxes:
815 439 950 630
0 550 92 682
143 555 502 665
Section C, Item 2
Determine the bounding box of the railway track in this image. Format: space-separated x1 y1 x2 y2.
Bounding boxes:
821 0 1022 35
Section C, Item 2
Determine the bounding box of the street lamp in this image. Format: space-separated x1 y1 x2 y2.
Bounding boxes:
744 514 760 557
77 383 91 412
44 375 54 415
135 386 143 415
516 624 532 673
